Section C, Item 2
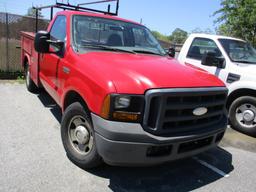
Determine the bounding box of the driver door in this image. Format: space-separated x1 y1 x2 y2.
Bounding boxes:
184 37 228 82
40 15 67 103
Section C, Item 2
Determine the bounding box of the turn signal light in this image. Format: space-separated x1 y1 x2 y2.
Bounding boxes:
100 95 111 119
113 112 139 122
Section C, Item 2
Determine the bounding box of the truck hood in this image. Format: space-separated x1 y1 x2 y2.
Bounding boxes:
234 63 256 81
77 52 225 94
236 63 256 73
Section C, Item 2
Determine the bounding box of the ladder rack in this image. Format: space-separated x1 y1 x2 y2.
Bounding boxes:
33 0 119 32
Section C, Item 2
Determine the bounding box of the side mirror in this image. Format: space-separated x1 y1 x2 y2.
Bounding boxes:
202 51 225 69
34 31 65 57
34 31 50 53
167 47 175 58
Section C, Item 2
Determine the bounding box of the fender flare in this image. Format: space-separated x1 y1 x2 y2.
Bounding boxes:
228 81 256 96
226 81 256 108
61 77 102 114
23 52 31 67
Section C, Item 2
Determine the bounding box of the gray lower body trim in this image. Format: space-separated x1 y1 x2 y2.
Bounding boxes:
91 113 226 166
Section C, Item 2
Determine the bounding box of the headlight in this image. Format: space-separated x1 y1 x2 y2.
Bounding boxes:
100 94 144 123
114 96 131 109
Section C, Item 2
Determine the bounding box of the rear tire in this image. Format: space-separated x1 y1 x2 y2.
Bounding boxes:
25 63 38 93
61 102 103 169
229 96 256 137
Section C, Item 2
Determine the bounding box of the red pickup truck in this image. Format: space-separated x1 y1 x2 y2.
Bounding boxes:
21 3 228 168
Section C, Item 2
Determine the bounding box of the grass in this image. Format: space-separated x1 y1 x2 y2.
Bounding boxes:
0 70 24 81
0 79 25 84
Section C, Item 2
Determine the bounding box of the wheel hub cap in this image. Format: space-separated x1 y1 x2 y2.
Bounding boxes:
243 110 255 122
74 126 89 145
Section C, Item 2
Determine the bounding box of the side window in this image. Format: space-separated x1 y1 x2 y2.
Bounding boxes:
187 38 222 60
50 16 66 42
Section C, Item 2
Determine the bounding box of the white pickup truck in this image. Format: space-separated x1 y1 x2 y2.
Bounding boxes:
178 34 256 137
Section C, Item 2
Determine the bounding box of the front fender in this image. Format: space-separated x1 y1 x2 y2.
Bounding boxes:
61 76 116 115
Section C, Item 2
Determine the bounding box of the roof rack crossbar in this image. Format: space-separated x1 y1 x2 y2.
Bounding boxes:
53 2 117 15
33 0 119 32
34 0 119 15
34 4 58 10
78 0 117 6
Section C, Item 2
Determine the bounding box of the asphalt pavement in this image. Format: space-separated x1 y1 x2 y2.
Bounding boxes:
0 82 255 192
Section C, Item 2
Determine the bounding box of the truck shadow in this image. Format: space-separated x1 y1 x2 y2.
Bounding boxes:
88 147 233 192
36 91 62 123
36 91 234 192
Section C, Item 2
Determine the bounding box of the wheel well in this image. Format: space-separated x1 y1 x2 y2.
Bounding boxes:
227 89 256 109
63 91 89 112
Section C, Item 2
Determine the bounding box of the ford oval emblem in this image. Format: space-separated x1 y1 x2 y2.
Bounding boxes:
193 107 208 116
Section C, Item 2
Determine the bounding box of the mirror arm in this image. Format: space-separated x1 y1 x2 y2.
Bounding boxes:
46 39 63 45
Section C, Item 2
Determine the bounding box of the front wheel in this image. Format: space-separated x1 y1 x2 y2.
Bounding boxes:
61 102 103 169
229 96 256 137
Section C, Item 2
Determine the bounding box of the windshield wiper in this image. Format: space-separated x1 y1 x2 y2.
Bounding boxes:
79 43 136 54
132 49 164 56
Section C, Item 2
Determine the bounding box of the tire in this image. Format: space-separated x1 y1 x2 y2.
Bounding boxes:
25 63 38 93
229 96 256 137
61 102 103 169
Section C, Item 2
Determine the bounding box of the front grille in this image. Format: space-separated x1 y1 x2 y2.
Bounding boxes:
143 87 228 136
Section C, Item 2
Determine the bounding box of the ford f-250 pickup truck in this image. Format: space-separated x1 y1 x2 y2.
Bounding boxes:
21 2 227 168
178 34 256 137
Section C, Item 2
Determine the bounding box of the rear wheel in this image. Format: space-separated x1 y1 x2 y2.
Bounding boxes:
61 102 103 169
229 96 256 137
25 63 38 93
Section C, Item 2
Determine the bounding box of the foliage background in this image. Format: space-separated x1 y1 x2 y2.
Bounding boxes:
214 0 256 46
152 0 256 47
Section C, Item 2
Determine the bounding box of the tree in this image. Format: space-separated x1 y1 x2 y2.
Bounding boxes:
151 31 170 42
169 28 188 44
151 28 189 45
214 0 256 45
26 7 44 18
215 24 232 36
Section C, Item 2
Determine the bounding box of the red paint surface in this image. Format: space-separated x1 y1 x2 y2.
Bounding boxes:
21 11 225 115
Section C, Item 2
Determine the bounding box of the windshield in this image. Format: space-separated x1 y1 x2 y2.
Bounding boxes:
72 15 166 56
219 38 256 64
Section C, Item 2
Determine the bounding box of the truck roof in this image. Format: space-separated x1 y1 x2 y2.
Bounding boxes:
189 33 246 42
56 10 142 26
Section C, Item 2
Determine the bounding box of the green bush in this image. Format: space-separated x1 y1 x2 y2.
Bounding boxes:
0 70 24 80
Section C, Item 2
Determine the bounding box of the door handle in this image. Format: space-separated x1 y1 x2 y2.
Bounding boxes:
63 66 70 74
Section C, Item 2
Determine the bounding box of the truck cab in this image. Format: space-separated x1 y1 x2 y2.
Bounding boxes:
178 34 256 137
21 2 228 169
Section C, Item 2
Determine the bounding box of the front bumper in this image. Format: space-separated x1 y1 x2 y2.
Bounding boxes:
92 113 226 166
